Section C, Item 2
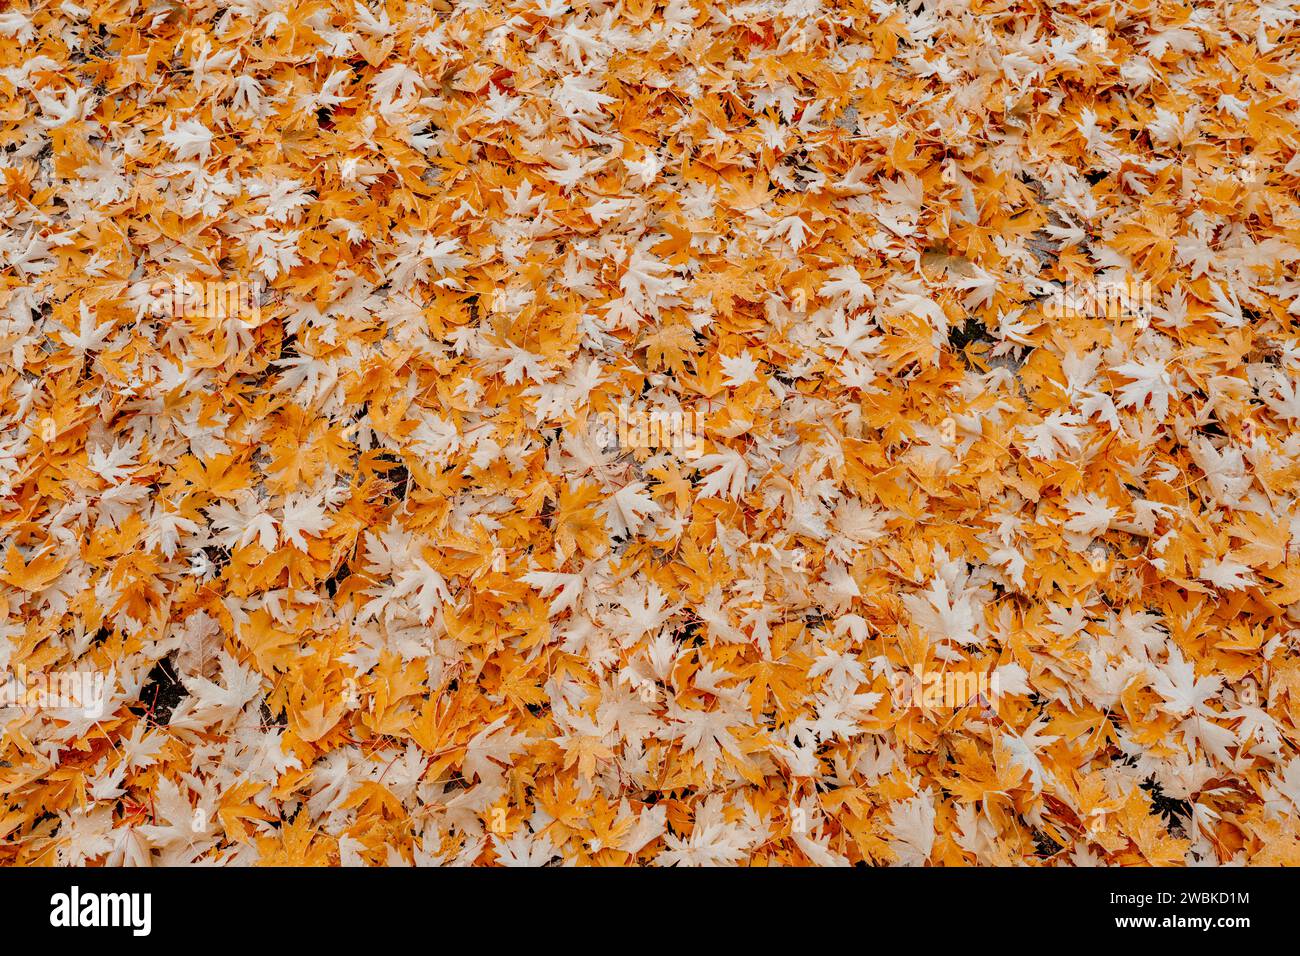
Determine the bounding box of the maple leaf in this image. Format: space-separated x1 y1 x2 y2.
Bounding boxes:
256 814 335 866
600 482 661 537
521 570 584 616
239 611 298 674
1119 791 1189 866
693 448 749 500
553 481 608 558
887 790 936 867
492 831 560 867
1150 646 1222 718
1112 358 1178 418
640 324 697 374
0 547 69 592
463 717 530 786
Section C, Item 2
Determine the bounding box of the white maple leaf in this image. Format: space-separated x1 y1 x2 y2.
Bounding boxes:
1198 556 1255 591
693 448 749 500
1112 358 1177 418
280 495 330 551
161 118 214 162
720 351 760 386
887 789 936 866
1063 492 1118 535
600 482 661 537
492 831 560 867
463 716 530 785
819 265 874 309
87 438 140 484
521 570 584 615
1151 646 1222 717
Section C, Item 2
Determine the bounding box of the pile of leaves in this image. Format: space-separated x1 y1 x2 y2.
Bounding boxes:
1 0 1299 866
